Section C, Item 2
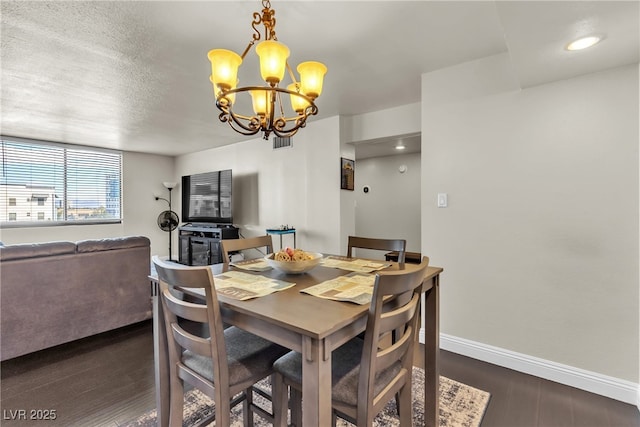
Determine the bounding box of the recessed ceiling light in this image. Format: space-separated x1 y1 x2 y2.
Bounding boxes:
566 35 602 51
395 143 405 150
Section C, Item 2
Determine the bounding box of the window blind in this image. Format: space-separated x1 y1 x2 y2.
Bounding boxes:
0 137 122 226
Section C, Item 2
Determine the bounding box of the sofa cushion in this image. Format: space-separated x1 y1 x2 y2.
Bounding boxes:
76 236 151 253
0 241 76 261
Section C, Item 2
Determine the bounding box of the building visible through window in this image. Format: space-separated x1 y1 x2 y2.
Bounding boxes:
0 137 122 226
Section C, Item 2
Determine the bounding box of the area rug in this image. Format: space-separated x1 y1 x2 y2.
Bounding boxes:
124 367 490 427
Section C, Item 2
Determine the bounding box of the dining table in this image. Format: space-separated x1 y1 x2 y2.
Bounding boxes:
150 257 443 427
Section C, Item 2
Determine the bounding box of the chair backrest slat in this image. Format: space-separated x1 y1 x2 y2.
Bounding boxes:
378 294 419 333
375 324 414 372
221 235 274 263
155 262 213 289
171 324 213 357
347 235 407 263
161 286 209 323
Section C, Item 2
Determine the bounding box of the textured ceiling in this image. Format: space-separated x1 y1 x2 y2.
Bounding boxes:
1 1 638 158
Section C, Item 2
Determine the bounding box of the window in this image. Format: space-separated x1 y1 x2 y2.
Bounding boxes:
1 137 122 226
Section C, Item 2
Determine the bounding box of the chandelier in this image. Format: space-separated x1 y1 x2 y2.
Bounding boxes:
208 0 327 140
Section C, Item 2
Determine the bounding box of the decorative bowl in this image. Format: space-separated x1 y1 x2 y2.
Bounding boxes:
264 251 323 274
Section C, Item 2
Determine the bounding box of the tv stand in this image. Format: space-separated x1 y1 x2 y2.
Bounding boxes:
178 224 239 266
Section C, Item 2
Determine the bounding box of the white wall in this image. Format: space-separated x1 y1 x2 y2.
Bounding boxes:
422 58 639 383
339 120 357 253
341 102 421 144
174 116 345 255
340 103 422 255
0 151 175 258
126 152 177 258
354 153 421 258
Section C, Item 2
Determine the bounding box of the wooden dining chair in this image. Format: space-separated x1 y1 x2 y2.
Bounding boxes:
347 235 407 263
220 235 274 264
272 257 430 427
152 256 288 427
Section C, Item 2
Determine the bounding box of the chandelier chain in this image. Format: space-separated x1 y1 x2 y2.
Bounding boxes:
250 1 277 43
245 1 277 59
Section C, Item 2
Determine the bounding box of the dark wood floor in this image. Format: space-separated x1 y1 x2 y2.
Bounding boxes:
1 320 638 427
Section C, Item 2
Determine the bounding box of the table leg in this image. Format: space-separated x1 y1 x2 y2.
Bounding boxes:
152 281 170 427
423 275 440 427
301 336 332 427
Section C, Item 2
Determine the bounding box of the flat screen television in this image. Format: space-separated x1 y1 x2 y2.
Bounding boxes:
181 169 233 224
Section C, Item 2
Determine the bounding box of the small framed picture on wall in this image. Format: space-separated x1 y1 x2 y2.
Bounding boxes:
341 157 355 191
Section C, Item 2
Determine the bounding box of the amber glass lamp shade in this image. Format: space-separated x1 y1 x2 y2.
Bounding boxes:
250 89 271 116
208 49 242 91
255 40 290 85
287 83 310 114
297 61 327 100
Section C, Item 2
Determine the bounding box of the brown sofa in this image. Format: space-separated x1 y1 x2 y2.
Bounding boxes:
0 236 152 361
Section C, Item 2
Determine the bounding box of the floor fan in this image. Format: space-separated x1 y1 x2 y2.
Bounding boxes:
156 182 178 261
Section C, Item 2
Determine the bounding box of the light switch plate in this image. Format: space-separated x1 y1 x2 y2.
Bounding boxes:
437 193 448 208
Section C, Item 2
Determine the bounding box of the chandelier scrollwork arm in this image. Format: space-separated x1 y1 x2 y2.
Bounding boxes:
216 86 317 140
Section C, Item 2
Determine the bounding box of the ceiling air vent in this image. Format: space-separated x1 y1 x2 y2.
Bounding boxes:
273 136 292 150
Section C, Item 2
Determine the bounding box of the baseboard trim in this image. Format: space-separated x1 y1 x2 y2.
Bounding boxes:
419 329 639 407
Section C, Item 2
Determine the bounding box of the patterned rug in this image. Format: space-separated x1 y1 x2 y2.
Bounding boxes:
124 367 490 427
